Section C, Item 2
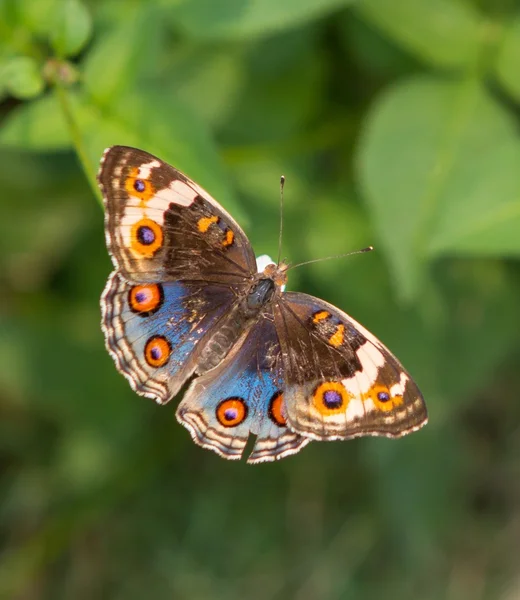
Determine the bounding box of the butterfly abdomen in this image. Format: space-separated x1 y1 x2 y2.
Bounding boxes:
197 314 245 373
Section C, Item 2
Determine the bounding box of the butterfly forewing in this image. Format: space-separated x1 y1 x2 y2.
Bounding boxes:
273 292 427 441
98 146 257 284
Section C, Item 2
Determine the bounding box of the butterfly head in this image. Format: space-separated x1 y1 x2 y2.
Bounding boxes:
256 254 287 291
262 261 288 290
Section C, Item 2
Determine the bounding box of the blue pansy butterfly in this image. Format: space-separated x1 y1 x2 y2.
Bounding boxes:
99 146 427 464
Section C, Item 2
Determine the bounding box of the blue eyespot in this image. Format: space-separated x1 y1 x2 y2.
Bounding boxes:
134 179 146 192
323 389 342 409
137 225 155 245
377 391 390 402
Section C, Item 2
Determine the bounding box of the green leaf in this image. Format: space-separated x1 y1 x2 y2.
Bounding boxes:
1 56 44 99
0 0 24 38
495 15 520 102
354 0 482 70
356 76 520 301
426 138 520 256
0 87 241 219
165 46 246 129
50 0 92 58
0 93 71 149
167 0 355 40
16 0 60 37
78 90 244 220
82 7 162 106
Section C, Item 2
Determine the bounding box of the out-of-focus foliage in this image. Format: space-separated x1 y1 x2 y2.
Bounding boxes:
1 0 520 598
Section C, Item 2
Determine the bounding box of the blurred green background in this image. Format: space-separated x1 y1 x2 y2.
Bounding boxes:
2 0 520 598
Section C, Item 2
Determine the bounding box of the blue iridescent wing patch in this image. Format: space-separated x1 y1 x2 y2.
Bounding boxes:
177 316 309 463
101 271 235 403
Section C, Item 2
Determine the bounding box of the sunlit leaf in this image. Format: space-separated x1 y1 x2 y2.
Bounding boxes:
357 76 520 300
50 0 92 58
0 93 70 148
16 0 60 37
495 14 520 102
2 56 44 99
83 6 162 106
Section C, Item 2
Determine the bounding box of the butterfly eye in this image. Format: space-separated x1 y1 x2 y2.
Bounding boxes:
128 283 164 315
313 381 350 415
144 335 171 367
216 398 248 427
268 391 286 427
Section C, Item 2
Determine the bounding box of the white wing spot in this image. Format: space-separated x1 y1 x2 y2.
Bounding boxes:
345 397 365 420
168 179 199 206
138 160 161 179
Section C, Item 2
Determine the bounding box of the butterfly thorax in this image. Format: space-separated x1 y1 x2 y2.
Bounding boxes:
195 264 285 375
246 278 276 312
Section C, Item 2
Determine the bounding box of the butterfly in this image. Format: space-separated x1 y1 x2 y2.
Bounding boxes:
99 146 427 464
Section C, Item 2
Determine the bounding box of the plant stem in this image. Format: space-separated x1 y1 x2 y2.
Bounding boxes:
54 80 103 207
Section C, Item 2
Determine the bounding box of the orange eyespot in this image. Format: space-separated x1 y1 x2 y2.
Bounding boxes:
328 324 345 347
144 336 171 367
312 310 330 323
130 218 163 257
363 385 403 412
216 398 248 427
222 229 234 247
268 391 286 427
197 215 219 233
124 167 155 203
312 381 350 415
128 284 163 315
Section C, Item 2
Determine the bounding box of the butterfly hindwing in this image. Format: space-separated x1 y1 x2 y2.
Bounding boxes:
101 271 236 403
176 316 309 463
98 146 257 284
274 292 427 441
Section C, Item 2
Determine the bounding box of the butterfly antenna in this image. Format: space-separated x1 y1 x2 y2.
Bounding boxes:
277 175 285 266
286 246 374 271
